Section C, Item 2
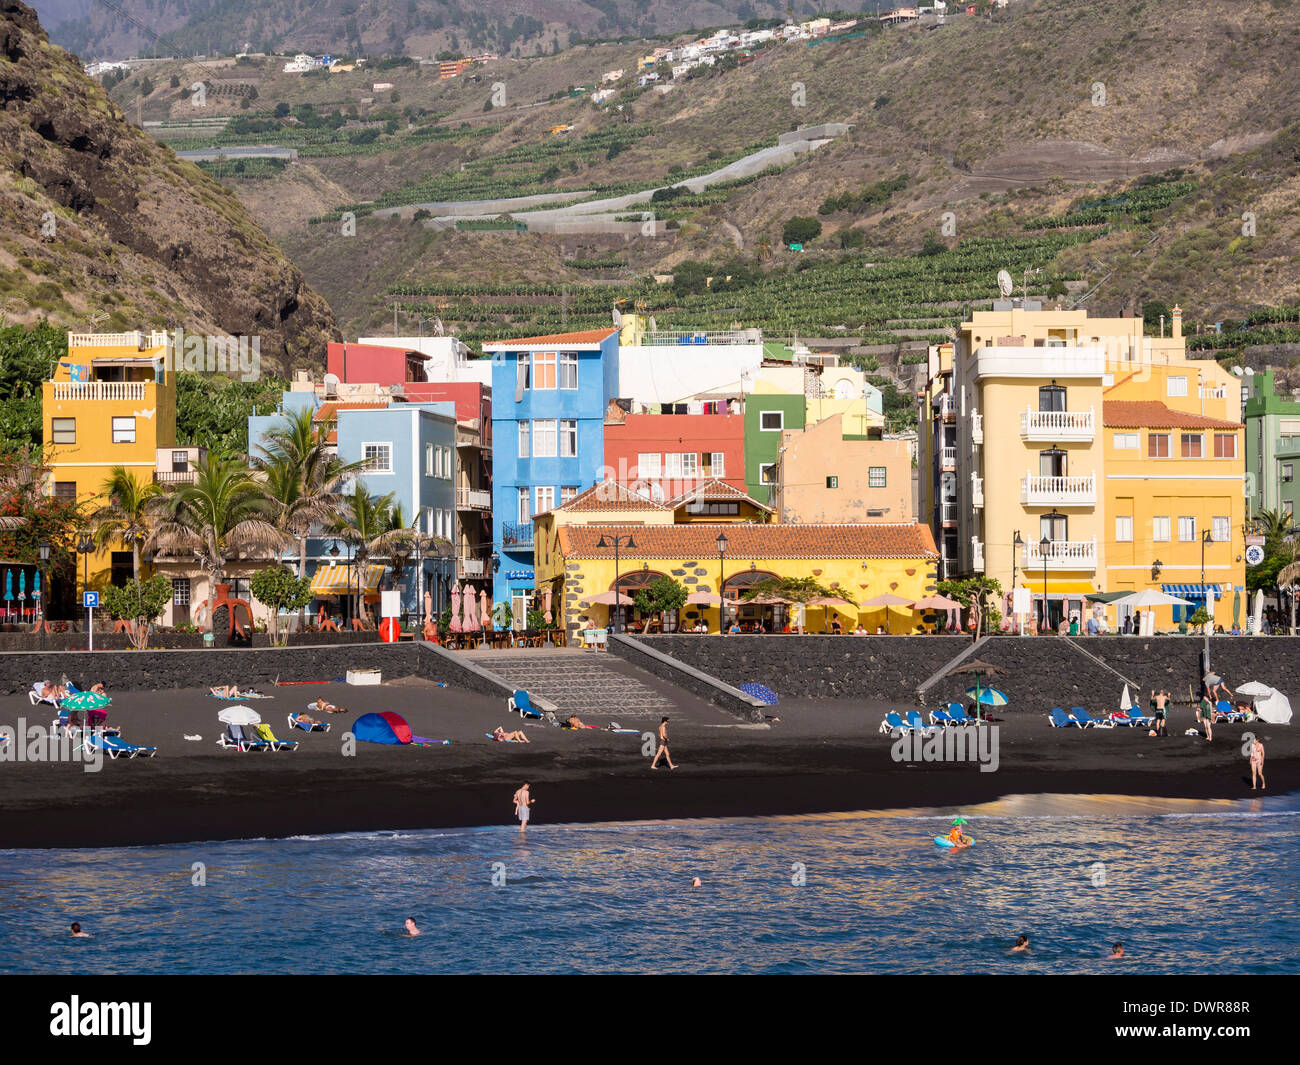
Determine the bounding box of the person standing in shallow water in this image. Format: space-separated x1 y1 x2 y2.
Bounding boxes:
513 782 533 833
1250 737 1266 791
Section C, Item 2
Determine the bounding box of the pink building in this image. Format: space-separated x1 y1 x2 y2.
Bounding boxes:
602 405 746 503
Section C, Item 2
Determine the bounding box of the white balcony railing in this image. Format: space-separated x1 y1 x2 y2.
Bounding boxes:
940 502 958 523
971 410 983 444
66 330 169 349
1020 472 1097 506
940 446 957 469
971 475 984 507
1199 385 1227 399
1023 537 1098 570
52 381 148 402
971 537 985 572
935 394 955 418
458 557 486 578
1020 407 1095 442
456 487 491 510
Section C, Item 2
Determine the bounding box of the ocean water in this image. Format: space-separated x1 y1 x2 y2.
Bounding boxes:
1 793 1297 975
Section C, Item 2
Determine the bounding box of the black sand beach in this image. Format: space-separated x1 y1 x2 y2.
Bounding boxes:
1 668 1295 848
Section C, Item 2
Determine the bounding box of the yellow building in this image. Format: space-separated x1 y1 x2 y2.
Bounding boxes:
42 330 177 588
534 479 939 634
927 302 1245 631
772 414 912 523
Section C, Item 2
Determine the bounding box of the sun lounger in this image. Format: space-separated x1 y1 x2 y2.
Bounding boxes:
878 711 910 735
1070 707 1115 729
251 723 298 751
508 690 543 719
288 713 330 733
906 710 938 733
1213 700 1247 723
216 724 270 752
946 703 977 726
930 709 957 727
29 682 61 708
1049 708 1079 728
85 733 157 759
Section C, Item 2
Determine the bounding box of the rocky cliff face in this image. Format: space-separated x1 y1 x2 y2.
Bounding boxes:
0 1 337 372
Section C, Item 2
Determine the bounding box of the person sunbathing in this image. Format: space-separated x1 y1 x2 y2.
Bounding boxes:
492 726 530 743
313 697 347 714
563 714 595 729
41 681 69 700
291 712 323 727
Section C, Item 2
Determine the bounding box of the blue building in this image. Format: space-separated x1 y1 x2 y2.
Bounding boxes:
248 393 459 622
482 328 619 623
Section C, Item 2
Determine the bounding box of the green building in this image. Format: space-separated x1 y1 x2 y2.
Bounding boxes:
1243 369 1300 521
744 393 805 504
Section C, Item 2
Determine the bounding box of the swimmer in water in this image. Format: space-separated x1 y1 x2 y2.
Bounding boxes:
1011 935 1030 953
70 922 90 938
691 877 702 888
1108 942 1124 959
404 918 421 937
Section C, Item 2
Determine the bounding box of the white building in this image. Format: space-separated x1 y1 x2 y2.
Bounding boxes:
283 53 316 73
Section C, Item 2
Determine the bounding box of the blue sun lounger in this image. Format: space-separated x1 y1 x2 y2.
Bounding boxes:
1049 708 1079 728
288 713 330 733
930 709 957 727
1214 700 1248 723
1071 707 1114 729
85 733 157 759
217 724 270 752
1113 708 1153 727
946 703 978 726
508 690 543 720
878 711 910 735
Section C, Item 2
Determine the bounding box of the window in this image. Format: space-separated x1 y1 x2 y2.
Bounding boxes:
560 419 578 457
171 450 189 472
426 443 435 477
1039 448 1066 477
1213 516 1230 543
1214 434 1237 459
708 452 725 477
515 354 530 391
1284 463 1295 484
759 462 777 484
1148 433 1171 458
1040 513 1067 541
51 417 76 444
1178 516 1196 542
680 452 698 478
559 351 578 390
111 416 136 443
533 419 557 457
1167 376 1188 397
826 476 839 489
1153 516 1171 542
1286 500 1295 519
759 410 784 431
561 485 579 504
517 421 530 459
637 453 661 478
1038 384 1065 412
443 509 453 538
53 482 76 502
665 453 683 478
362 443 392 472
424 507 435 536
1115 516 1133 542
1113 433 1139 450
535 486 556 515
532 351 557 390
1180 433 1203 458
517 487 531 523
171 578 190 606
868 467 887 488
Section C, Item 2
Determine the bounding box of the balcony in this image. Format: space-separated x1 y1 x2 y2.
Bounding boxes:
935 394 955 420
67 330 169 349
972 345 1105 381
940 502 958 524
502 521 534 548
52 381 148 402
1020 407 1095 442
458 557 486 578
456 425 482 447
971 410 983 445
1199 385 1227 400
1023 537 1098 570
971 537 984 572
154 470 197 485
1020 472 1097 506
456 487 491 510
940 446 957 470
971 475 984 508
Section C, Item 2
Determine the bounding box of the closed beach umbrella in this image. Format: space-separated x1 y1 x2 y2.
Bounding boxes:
217 705 262 726
449 582 461 632
1120 684 1133 712
1232 586 1241 629
462 584 478 631
424 590 432 626
4 569 10 618
1253 589 1265 633
479 588 490 629
543 587 553 625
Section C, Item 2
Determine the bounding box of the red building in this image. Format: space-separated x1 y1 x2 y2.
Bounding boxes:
602 406 746 503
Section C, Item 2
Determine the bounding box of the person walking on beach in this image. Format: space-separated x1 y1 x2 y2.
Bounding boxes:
1250 737 1266 791
1151 689 1170 738
513 782 534 833
651 716 677 770
1196 692 1215 742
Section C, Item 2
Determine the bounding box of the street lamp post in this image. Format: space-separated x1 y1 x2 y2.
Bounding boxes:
716 532 729 634
1040 535 1050 635
76 532 93 644
38 540 50 650
1201 527 1213 636
1011 530 1023 635
596 533 637 634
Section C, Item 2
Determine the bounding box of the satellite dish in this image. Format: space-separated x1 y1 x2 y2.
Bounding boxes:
612 307 623 328
996 270 1014 298
1232 366 1244 377
323 372 340 395
1245 367 1255 376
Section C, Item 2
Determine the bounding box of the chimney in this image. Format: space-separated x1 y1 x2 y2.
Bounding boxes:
1171 305 1183 340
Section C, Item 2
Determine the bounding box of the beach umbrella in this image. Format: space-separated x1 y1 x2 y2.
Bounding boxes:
951 817 968 826
18 570 25 620
1109 588 1194 608
217 706 262 726
1120 684 1133 712
685 590 721 605
589 590 635 605
966 686 1009 706
1254 688 1293 724
945 659 1007 712
1253 589 1264 634
543 587 553 625
739 682 778 705
449 582 461 632
3 569 10 620
859 592 915 634
1232 586 1241 629
63 690 111 711
423 590 432 627
462 584 478 631
913 594 963 611
1236 681 1273 696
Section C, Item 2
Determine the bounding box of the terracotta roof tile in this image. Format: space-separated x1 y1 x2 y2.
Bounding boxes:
1103 400 1241 430
556 522 938 561
666 477 771 511
312 401 388 422
548 481 668 515
481 328 617 350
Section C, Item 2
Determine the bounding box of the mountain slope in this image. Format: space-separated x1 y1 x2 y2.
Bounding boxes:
0 0 337 370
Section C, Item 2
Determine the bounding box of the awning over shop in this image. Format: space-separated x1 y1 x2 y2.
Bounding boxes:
1024 581 1096 595
1084 590 1131 604
1162 584 1224 597
309 562 385 596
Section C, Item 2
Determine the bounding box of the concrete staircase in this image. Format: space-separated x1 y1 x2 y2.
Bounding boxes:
467 649 680 718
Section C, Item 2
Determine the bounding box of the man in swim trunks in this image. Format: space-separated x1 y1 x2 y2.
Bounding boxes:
1108 942 1124 959
513 782 533 833
1196 693 1215 741
1150 689 1170 737
1250 736 1266 791
651 716 676 770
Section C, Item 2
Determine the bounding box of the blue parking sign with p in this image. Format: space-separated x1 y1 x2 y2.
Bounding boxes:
83 591 99 608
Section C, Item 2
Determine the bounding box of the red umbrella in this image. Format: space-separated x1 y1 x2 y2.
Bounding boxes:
479 588 490 630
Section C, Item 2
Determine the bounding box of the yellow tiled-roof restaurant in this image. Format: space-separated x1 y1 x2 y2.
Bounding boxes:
920 302 1244 632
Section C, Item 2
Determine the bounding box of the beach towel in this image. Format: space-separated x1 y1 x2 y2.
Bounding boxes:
412 736 451 746
207 690 273 700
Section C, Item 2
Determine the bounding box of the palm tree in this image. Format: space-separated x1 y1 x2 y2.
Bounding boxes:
91 466 161 580
1253 507 1293 547
253 406 359 626
329 489 402 623
148 454 288 634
